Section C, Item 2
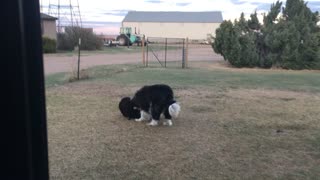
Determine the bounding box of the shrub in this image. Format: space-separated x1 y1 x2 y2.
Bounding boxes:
213 20 234 61
42 37 56 53
68 69 89 82
57 27 103 51
213 16 259 68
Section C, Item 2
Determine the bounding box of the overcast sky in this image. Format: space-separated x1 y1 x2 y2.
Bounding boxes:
40 0 320 34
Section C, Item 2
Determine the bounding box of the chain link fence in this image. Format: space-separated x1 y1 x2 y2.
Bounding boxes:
145 37 222 68
187 40 222 62
146 37 187 68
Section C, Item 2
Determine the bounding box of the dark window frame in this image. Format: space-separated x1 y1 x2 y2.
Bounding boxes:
4 0 49 179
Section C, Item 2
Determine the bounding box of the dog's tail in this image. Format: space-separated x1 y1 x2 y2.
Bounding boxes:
168 101 181 118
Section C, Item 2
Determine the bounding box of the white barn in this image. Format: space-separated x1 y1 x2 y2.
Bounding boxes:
122 11 223 40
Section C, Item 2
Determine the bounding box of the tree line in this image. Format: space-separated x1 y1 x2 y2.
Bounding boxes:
213 0 320 70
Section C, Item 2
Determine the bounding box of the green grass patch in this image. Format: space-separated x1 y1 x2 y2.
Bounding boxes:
45 72 68 87
46 62 320 92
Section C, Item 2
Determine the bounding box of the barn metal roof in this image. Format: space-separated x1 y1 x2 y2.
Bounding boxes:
40 13 58 20
123 11 223 23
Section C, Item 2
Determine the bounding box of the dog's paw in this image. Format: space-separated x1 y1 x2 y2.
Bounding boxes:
141 111 151 121
163 119 173 126
135 118 144 122
147 119 159 126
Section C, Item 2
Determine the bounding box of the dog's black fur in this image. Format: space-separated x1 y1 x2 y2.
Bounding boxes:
118 97 140 120
131 84 177 121
119 84 179 122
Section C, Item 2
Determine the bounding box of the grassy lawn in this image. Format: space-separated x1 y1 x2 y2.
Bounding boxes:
46 61 320 179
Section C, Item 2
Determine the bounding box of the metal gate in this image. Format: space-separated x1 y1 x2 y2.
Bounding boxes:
146 37 187 68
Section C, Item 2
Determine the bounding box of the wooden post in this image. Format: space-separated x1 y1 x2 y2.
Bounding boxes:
185 37 189 68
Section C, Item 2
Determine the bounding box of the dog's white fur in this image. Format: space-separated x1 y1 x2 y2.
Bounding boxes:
135 110 151 122
147 119 159 126
135 103 180 126
163 119 173 126
169 103 181 118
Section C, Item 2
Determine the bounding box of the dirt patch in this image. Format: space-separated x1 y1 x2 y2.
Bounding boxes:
47 82 320 179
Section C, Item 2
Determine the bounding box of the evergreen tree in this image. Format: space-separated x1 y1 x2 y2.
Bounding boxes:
263 1 282 27
214 13 260 67
212 0 320 69
213 20 234 61
234 14 259 67
248 11 261 31
238 12 249 33
280 0 319 69
225 29 242 67
261 1 283 68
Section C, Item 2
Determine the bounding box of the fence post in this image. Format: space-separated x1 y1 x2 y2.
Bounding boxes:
165 38 167 68
142 36 145 66
182 38 185 69
146 38 149 67
77 38 81 80
185 37 189 68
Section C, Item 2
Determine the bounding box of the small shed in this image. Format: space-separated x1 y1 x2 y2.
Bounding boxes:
40 13 57 40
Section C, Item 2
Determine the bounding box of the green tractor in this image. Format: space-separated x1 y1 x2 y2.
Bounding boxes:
116 27 145 46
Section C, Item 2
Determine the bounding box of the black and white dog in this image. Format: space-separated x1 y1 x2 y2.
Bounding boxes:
118 97 141 120
119 84 180 126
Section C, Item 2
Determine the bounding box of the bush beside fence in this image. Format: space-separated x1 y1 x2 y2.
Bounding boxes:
42 37 56 53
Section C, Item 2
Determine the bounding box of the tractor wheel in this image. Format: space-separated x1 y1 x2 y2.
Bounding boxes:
117 35 129 46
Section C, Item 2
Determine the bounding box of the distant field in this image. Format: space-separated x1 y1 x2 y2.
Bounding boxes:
46 61 320 179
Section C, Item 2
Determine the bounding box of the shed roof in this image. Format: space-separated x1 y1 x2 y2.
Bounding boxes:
123 11 223 23
40 13 58 20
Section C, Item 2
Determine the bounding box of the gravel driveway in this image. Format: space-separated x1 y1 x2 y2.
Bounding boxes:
43 46 222 75
43 52 143 75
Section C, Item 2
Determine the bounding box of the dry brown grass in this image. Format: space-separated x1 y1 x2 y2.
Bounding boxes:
68 68 90 82
193 61 320 74
46 81 320 180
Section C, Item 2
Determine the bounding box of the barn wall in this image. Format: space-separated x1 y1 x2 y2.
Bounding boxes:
42 20 57 40
122 22 221 40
